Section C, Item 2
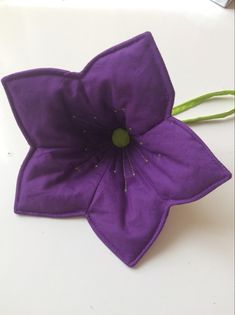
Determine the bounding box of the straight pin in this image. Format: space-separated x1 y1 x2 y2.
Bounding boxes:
125 149 136 176
134 144 149 163
122 149 128 193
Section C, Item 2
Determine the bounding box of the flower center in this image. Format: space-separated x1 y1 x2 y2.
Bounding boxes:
112 128 130 148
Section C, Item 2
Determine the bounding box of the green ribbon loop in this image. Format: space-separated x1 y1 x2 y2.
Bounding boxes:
172 90 235 124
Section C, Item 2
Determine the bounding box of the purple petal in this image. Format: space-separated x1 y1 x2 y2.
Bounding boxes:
87 149 170 267
134 117 231 203
14 147 112 217
81 32 175 135
1 68 107 148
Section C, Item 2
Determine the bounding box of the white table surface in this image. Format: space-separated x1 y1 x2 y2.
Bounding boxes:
0 1 234 314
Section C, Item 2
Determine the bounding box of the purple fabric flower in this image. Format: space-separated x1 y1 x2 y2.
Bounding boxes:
1 32 231 267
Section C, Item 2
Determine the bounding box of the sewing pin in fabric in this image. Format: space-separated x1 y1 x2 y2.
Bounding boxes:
125 149 136 177
122 150 128 192
112 153 118 174
135 145 149 163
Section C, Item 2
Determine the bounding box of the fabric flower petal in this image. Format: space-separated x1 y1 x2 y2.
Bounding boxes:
2 68 112 148
134 117 231 203
81 32 175 135
14 146 113 217
86 150 169 266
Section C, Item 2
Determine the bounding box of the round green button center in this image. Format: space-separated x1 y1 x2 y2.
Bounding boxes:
112 128 130 148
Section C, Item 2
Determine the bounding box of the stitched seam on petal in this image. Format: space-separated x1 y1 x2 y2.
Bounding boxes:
2 69 70 148
87 201 171 267
2 68 68 82
80 32 151 77
2 78 35 146
87 214 137 265
166 117 232 202
128 202 171 266
148 35 175 120
85 154 114 215
170 117 232 175
14 147 36 209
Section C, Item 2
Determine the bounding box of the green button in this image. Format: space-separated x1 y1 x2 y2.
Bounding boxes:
112 128 130 148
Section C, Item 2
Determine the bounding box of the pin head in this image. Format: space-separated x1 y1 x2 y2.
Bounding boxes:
112 128 130 148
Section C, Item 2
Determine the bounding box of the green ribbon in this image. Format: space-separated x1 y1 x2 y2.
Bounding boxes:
172 90 235 124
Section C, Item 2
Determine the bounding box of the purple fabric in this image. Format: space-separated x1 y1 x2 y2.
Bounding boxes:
1 32 231 267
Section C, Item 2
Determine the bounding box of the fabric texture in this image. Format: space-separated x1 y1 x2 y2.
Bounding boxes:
1 32 231 267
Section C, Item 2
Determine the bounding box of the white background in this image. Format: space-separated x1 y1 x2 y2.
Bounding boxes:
0 1 234 314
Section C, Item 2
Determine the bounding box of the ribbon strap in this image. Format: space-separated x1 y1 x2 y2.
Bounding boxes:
172 90 235 124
